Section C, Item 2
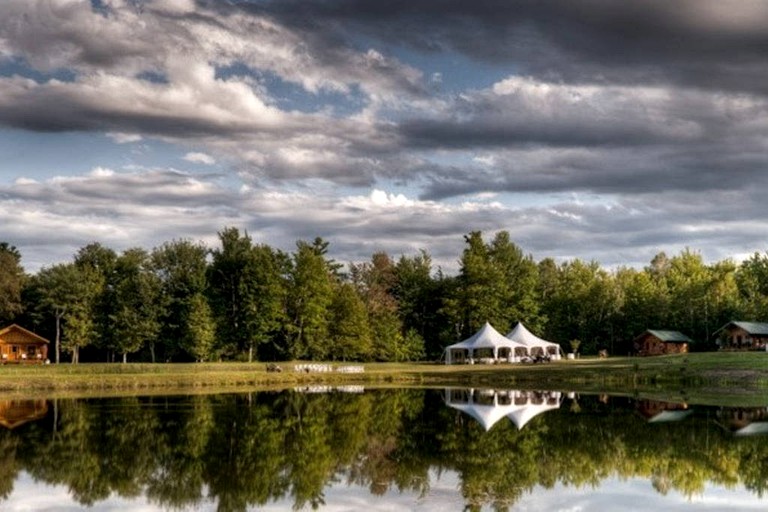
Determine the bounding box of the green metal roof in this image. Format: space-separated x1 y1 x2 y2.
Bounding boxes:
639 330 693 343
714 321 768 337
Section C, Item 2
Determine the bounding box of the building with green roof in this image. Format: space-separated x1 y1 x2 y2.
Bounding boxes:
713 321 768 350
633 329 693 356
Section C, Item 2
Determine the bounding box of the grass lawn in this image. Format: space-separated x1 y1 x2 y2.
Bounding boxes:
1 352 767 404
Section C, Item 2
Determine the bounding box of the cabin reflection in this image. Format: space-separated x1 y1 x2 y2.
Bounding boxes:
0 399 48 429
717 407 768 436
635 399 692 423
443 389 562 431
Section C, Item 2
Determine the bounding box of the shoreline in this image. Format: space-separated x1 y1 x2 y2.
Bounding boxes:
0 352 767 405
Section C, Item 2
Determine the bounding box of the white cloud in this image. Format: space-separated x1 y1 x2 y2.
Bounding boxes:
107 132 143 144
183 152 216 165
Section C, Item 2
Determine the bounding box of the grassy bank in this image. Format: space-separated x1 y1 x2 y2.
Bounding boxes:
1 352 767 403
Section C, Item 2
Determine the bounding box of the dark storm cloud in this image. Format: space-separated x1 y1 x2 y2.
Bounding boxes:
256 0 768 94
419 142 768 201
4 0 768 272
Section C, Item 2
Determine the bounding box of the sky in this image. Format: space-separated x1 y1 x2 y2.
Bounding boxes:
5 470 768 511
2 0 768 273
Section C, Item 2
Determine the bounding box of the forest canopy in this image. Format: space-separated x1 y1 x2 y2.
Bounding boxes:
1 229 765 363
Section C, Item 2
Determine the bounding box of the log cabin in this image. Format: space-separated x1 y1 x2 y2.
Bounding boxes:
0 324 49 363
633 329 692 356
713 321 768 350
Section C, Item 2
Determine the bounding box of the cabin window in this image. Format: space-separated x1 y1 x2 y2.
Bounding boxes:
11 346 17 353
27 346 36 357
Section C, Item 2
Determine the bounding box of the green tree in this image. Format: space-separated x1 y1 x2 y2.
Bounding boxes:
448 231 505 337
151 240 210 362
33 262 101 363
542 259 620 354
208 227 255 359
209 229 288 361
393 251 446 359
352 252 421 361
285 240 335 360
705 259 740 341
614 267 669 352
73 243 117 358
488 231 543 332
184 294 216 361
31 264 76 363
0 242 25 324
111 248 161 363
327 282 372 360
735 252 768 320
665 249 711 341
448 231 542 340
245 244 288 361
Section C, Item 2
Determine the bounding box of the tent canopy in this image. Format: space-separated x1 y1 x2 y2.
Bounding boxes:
506 322 562 356
444 322 528 364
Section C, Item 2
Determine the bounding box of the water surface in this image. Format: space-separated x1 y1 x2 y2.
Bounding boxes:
1 389 767 511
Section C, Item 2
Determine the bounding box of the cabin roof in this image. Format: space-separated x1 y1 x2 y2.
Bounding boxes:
713 321 768 337
635 329 692 343
0 324 50 344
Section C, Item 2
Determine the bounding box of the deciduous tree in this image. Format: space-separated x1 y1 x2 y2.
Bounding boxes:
0 242 24 324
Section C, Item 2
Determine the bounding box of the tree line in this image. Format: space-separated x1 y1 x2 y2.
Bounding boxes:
1 230 768 362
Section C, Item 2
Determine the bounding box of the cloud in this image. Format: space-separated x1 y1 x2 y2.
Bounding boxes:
183 152 216 165
2 1 768 271
3 0 766 198
4 166 768 276
260 0 768 95
107 132 143 144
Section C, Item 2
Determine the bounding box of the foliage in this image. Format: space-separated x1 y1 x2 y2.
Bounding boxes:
151 240 210 362
284 239 336 359
0 242 25 324
327 282 372 361
110 248 161 362
10 227 768 362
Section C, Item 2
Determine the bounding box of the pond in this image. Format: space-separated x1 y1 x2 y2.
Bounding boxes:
1 388 767 511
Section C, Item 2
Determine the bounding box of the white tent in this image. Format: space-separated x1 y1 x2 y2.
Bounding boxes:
506 322 563 360
444 322 529 364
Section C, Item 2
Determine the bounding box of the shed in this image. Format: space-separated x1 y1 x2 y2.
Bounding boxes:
712 321 768 350
634 329 692 356
0 324 49 363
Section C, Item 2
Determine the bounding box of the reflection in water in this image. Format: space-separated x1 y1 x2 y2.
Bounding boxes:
717 407 768 436
443 389 562 431
635 399 693 423
0 399 48 429
0 391 768 510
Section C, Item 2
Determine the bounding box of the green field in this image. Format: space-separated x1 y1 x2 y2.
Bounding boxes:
2 352 768 404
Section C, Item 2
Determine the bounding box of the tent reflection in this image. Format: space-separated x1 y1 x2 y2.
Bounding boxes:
443 388 562 431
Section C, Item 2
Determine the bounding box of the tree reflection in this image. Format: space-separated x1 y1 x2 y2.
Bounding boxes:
2 391 768 509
